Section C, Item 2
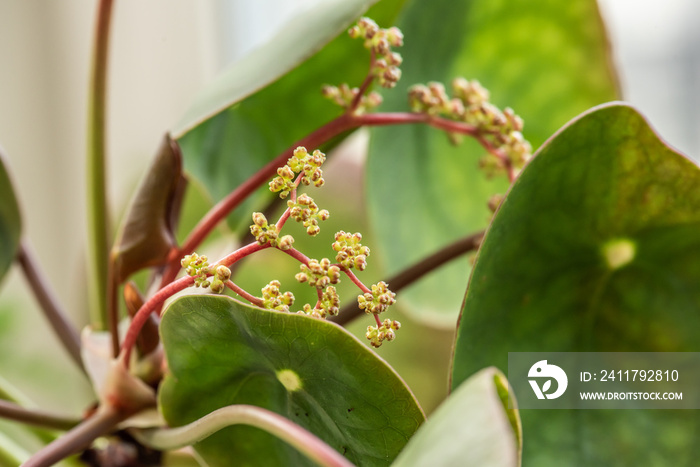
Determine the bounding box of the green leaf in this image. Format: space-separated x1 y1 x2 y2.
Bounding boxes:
111 134 185 283
393 367 521 467
367 0 619 326
172 0 382 136
452 103 700 465
176 0 405 231
159 295 424 467
0 149 21 285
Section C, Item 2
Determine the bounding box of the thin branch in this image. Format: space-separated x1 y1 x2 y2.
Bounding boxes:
178 113 356 260
86 0 115 331
16 241 84 373
225 280 263 307
121 242 267 366
23 407 122 467
348 50 376 112
131 405 354 467
120 275 194 366
0 400 79 431
343 268 371 295
163 111 505 291
332 231 484 325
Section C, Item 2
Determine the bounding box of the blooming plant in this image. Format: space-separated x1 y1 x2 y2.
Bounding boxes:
0 0 698 466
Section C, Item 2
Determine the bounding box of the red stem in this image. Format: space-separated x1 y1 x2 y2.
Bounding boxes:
160 111 511 291
120 275 194 366
121 242 267 366
280 247 311 266
349 50 376 112
225 280 263 307
343 268 371 294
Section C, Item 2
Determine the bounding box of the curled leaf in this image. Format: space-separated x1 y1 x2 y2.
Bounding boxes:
112 134 186 283
0 147 21 285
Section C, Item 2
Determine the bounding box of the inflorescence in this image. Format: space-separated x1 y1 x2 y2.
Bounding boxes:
181 253 231 294
408 79 532 177
177 13 533 350
349 17 404 88
323 17 404 113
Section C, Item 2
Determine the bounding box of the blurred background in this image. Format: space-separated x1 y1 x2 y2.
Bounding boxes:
0 0 698 424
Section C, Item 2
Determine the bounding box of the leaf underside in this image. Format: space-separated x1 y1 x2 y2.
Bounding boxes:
0 149 21 285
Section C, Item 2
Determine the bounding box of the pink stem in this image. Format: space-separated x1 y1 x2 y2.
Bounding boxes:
280 247 312 266
159 111 512 292
121 242 267 366
348 50 376 112
225 280 263 307
120 275 194 365
343 268 371 294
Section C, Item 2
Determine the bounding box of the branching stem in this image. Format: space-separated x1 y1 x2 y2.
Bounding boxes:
170 111 506 280
121 242 267 366
332 230 485 325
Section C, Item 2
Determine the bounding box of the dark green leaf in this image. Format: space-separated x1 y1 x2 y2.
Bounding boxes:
111 134 185 283
159 295 424 466
176 0 405 231
367 0 619 326
452 103 700 465
0 149 21 285
393 367 520 467
172 0 382 136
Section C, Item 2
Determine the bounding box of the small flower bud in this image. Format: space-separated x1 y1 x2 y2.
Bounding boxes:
210 279 225 294
386 27 404 47
215 265 231 281
278 235 294 251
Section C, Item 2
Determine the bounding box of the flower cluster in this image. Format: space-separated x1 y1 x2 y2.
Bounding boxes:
261 280 295 312
299 286 340 319
357 281 396 315
269 146 326 198
181 253 211 287
181 253 230 293
295 258 341 289
262 281 294 312
349 17 404 88
332 231 370 271
366 319 401 348
408 79 532 174
321 83 383 114
288 193 329 236
250 212 293 249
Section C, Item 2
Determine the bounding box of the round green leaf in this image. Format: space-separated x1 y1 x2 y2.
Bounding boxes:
0 149 21 285
393 367 521 467
367 0 619 326
452 103 700 465
159 295 424 466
